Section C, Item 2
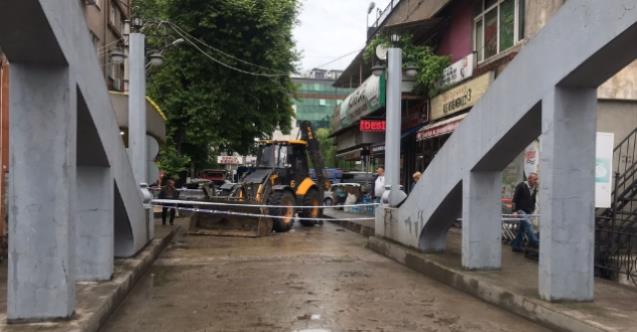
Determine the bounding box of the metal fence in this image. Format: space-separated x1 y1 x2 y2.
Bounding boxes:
595 128 637 286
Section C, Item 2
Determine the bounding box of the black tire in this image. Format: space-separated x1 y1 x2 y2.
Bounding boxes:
268 190 296 233
323 197 333 206
299 188 321 227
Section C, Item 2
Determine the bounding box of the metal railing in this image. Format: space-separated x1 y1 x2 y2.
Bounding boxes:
595 127 637 286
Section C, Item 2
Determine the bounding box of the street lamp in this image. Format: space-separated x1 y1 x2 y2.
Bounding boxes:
371 63 385 77
147 51 164 67
404 63 418 79
109 49 126 65
366 2 376 28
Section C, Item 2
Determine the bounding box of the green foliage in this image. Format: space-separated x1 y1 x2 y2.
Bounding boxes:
316 128 336 168
364 34 450 96
156 143 191 178
135 0 299 172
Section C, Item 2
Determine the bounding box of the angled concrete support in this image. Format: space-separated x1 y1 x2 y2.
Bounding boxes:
462 171 502 270
8 65 76 320
75 166 113 281
539 87 596 301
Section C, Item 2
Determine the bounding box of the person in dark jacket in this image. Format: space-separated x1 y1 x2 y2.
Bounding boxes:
159 179 179 226
511 172 539 252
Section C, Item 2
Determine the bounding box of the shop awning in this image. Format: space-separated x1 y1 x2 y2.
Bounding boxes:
335 148 363 161
416 113 467 142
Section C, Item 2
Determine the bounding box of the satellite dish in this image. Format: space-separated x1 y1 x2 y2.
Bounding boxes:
375 44 388 61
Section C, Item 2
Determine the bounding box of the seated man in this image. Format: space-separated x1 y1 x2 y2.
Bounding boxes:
511 172 539 252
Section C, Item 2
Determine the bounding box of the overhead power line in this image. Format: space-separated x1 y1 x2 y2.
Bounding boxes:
309 48 363 70
165 21 289 76
164 23 290 78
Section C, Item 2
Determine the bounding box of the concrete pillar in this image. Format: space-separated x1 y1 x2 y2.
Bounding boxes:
462 171 502 270
8 65 76 320
129 32 146 185
385 47 401 192
75 166 113 281
539 87 596 301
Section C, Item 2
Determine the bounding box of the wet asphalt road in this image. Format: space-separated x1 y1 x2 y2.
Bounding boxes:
102 220 549 332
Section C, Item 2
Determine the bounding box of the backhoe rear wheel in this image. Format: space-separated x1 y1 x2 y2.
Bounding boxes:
300 188 321 227
268 190 296 233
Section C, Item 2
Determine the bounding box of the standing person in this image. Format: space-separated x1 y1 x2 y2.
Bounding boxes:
511 172 539 252
159 179 180 226
412 171 422 184
373 167 385 203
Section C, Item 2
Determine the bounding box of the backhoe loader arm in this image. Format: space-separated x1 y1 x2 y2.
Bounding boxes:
299 121 327 195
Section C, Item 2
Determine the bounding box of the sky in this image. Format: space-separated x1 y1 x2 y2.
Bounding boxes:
293 0 392 73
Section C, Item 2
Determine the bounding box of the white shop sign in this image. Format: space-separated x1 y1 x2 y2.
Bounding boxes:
439 53 475 89
595 132 614 208
217 155 243 165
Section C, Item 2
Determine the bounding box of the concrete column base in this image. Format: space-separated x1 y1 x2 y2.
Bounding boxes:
76 166 113 281
462 171 502 270
8 64 76 320
539 87 596 301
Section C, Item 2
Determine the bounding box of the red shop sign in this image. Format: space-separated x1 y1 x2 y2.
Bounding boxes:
360 119 386 132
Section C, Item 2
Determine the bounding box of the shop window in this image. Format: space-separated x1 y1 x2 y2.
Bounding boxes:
474 0 525 63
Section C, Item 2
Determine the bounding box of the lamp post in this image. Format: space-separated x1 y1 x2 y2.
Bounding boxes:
129 25 147 186
366 2 376 37
375 34 416 207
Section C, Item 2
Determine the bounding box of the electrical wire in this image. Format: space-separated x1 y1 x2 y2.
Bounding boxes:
164 23 290 78
308 48 363 70
164 21 289 76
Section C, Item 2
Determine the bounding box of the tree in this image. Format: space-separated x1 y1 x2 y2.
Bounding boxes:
316 128 336 168
136 0 299 172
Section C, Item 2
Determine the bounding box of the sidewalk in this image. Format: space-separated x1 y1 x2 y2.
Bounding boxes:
325 209 637 331
323 208 375 237
367 227 637 332
0 218 183 332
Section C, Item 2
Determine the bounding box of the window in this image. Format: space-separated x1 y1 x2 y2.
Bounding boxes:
474 0 525 63
109 3 124 34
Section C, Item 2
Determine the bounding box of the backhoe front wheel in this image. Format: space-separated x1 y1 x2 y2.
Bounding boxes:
300 188 322 227
268 190 296 233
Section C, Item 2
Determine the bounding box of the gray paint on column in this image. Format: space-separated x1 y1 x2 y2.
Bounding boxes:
376 0 637 301
8 64 76 320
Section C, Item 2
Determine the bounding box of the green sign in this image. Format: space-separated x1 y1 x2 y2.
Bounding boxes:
333 74 386 132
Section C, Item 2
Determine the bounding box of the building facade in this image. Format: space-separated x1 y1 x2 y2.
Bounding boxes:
333 0 637 193
294 70 352 129
81 0 130 91
273 69 352 140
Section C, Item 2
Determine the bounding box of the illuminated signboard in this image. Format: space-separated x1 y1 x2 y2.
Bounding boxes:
359 119 386 132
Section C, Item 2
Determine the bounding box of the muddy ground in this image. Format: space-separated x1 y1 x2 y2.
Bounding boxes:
102 220 549 332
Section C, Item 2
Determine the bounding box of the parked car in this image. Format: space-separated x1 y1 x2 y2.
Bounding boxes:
323 183 362 207
340 171 373 195
198 169 227 186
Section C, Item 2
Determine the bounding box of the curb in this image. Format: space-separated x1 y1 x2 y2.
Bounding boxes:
81 227 178 332
323 213 374 237
367 236 608 332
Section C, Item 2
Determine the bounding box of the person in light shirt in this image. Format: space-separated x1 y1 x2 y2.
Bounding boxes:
373 167 385 203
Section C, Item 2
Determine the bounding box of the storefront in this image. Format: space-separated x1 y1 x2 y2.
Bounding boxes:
416 71 494 172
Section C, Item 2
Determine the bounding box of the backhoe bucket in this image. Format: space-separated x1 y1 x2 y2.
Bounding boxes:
188 199 274 237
